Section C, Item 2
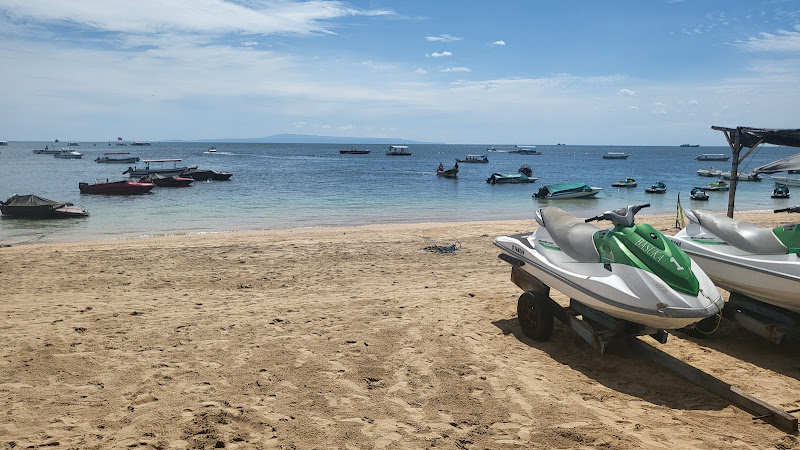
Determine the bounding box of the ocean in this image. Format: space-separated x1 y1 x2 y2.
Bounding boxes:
1 141 797 244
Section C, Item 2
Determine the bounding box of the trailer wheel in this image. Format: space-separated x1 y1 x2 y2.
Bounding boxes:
517 291 554 341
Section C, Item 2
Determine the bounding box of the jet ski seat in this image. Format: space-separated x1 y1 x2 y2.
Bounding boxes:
687 209 788 254
538 206 601 263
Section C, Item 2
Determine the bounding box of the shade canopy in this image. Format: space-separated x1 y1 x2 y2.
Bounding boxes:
730 127 800 148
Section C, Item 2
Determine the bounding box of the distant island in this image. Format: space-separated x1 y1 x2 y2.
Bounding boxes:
167 134 443 145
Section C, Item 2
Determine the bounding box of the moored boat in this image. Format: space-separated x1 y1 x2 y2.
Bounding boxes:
644 181 667 193
772 185 790 198
456 154 489 163
32 145 60 155
771 175 800 187
140 174 194 187
611 177 637 187
79 179 155 195
95 152 139 164
54 148 83 159
696 153 730 161
436 162 458 178
123 159 188 177
705 180 730 191
181 168 233 181
386 145 411 156
340 147 370 155
690 187 709 201
720 170 761 181
533 183 602 198
697 167 723 177
509 146 541 155
1 194 89 218
602 152 629 159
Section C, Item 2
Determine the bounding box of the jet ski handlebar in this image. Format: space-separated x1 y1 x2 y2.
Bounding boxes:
585 203 651 227
774 206 800 214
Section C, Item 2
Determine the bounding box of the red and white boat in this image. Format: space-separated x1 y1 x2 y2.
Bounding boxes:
79 179 155 195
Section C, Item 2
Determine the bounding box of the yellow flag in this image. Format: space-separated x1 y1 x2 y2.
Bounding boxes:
676 193 686 228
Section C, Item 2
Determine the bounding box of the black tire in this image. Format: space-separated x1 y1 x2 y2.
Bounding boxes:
517 291 554 341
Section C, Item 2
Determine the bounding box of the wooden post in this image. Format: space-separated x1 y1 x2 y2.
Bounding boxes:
727 129 742 218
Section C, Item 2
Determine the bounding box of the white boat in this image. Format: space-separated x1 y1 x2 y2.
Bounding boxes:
123 159 188 177
602 152 629 159
0 141 7 146
696 153 730 161
771 175 800 187
719 171 761 181
697 167 723 177
533 183 603 199
207 146 217 153
54 148 83 159
386 145 411 156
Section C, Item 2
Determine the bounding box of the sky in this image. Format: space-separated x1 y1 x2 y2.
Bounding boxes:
1 0 800 145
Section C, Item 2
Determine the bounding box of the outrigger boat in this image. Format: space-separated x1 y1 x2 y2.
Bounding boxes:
123 159 188 177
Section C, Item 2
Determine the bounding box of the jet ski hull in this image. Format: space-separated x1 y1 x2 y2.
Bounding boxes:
495 233 724 330
670 230 800 313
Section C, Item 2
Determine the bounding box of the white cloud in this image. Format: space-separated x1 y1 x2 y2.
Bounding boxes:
688 99 698 105
441 67 471 73
618 88 635 96
427 51 452 58
425 34 462 42
739 27 800 52
652 102 667 115
241 41 259 47
415 68 428 74
492 40 506 46
293 121 307 128
627 106 639 110
361 60 396 71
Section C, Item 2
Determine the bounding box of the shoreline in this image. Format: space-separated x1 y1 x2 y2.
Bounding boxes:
1 213 798 448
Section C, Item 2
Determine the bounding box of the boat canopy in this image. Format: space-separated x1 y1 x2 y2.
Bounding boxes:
388 145 409 149
142 159 182 163
3 194 68 208
543 183 591 193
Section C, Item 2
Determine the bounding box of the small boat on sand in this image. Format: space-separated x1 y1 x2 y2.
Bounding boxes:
1 194 89 218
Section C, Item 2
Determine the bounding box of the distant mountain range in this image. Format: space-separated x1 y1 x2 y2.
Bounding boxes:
168 134 443 145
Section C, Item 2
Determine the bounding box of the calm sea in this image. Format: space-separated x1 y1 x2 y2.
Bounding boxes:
1 141 797 244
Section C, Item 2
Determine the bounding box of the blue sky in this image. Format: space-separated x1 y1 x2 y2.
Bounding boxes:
1 0 799 144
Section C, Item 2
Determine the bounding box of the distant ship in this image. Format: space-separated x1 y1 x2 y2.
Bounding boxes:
680 144 700 147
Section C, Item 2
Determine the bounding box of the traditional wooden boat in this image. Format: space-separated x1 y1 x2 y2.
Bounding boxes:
1 194 89 218
123 159 188 177
456 154 488 163
95 152 139 164
436 162 458 178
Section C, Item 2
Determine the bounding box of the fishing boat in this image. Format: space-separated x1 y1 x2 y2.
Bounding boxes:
1 194 89 218
123 159 188 177
386 145 411 156
456 154 489 163
79 179 155 195
611 177 637 187
140 174 194 187
705 180 730 191
533 183 602 199
95 152 139 164
130 141 151 146
487 173 537 184
696 153 730 161
340 147 370 155
436 162 458 178
32 145 60 155
772 185 790 198
602 152 629 159
690 187 709 201
67 142 79 146
509 146 541 155
54 148 83 159
644 181 667 193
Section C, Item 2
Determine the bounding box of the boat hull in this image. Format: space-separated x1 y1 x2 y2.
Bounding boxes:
495 234 724 330
79 181 155 195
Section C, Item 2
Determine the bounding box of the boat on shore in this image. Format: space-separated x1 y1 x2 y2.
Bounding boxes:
386 145 411 156
696 153 730 161
645 181 667 193
54 148 83 159
602 152 629 159
123 159 188 177
533 183 602 199
95 152 139 164
457 154 489 163
79 179 155 195
340 147 370 155
1 194 89 218
611 177 637 187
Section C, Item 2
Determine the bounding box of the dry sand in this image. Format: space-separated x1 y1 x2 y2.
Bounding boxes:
1 212 799 449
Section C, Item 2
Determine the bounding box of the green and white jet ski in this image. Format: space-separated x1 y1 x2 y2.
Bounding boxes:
670 206 800 313
495 204 724 331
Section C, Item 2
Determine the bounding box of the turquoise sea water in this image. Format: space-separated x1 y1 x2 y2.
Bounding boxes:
1 141 797 244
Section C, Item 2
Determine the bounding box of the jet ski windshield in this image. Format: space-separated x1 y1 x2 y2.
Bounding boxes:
586 204 650 228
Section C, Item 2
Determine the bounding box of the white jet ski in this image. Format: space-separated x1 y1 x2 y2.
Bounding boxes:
670 207 800 313
495 204 724 332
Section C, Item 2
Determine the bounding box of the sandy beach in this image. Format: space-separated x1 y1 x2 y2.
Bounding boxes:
1 211 799 449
